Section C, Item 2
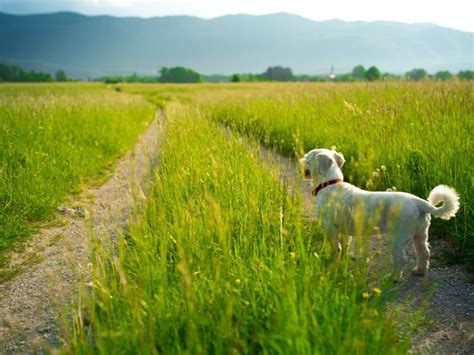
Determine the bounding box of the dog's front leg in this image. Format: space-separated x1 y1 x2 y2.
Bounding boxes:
330 234 349 259
324 228 342 256
339 234 353 257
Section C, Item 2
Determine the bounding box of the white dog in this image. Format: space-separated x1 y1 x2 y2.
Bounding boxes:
300 148 460 280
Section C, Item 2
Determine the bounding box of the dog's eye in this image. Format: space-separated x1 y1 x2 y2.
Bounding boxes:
304 169 311 177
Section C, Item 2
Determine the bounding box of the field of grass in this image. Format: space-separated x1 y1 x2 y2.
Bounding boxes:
0 83 155 265
2 81 470 352
68 102 411 353
124 82 473 268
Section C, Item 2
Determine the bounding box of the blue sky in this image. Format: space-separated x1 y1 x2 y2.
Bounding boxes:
1 0 473 32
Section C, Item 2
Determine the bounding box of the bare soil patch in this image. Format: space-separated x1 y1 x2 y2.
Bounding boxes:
0 112 163 353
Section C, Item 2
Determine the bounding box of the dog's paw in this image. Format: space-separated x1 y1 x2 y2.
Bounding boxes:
412 267 426 276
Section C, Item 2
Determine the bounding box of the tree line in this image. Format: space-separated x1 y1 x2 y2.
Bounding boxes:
230 65 474 83
0 64 69 82
2 62 472 83
97 65 473 84
97 67 203 84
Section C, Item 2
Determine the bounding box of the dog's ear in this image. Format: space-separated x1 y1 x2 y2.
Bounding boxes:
316 154 333 175
299 157 311 177
333 151 345 168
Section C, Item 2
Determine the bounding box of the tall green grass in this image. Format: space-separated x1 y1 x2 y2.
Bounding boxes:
203 82 473 267
0 83 155 264
123 82 472 267
68 102 410 353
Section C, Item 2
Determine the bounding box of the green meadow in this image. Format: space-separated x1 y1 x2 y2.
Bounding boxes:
69 101 410 353
125 82 473 267
0 83 155 264
0 81 471 353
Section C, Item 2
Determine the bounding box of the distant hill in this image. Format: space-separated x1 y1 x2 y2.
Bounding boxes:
0 12 472 79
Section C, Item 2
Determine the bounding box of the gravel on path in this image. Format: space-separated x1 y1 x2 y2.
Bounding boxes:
0 112 163 354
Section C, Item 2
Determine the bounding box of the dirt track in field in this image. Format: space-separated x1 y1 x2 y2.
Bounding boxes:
262 148 474 355
0 113 472 354
0 112 163 353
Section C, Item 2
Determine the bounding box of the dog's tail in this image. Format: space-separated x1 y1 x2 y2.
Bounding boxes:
420 185 460 220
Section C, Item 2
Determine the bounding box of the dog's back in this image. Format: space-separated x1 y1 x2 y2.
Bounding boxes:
317 183 428 236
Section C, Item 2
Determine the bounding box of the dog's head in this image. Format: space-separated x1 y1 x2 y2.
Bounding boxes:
299 148 345 179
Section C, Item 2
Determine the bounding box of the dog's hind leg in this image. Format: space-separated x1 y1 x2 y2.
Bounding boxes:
329 234 342 256
390 238 409 281
412 230 430 275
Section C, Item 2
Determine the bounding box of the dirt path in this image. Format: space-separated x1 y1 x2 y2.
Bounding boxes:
261 147 474 354
1 118 471 353
0 112 163 353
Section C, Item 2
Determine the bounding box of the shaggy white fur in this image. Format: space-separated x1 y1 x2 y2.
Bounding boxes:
300 148 460 280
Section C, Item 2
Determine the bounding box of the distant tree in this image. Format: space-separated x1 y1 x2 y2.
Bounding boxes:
335 73 354 82
0 64 53 82
405 68 427 81
159 66 203 83
26 71 53 82
457 70 474 80
262 66 294 81
352 65 366 80
365 66 381 81
0 64 22 81
126 72 140 83
434 70 453 81
55 70 68 81
103 76 122 84
231 74 241 82
237 73 265 82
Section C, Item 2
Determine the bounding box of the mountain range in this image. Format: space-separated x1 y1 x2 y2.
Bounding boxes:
0 12 472 79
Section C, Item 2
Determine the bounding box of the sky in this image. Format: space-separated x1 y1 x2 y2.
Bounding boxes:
1 0 473 32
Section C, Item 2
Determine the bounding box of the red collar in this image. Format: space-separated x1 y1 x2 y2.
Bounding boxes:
312 179 343 196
